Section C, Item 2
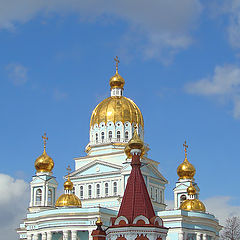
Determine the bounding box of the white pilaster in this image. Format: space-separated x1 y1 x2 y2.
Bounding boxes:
47 231 52 240
88 230 93 240
203 234 207 240
33 233 38 240
63 230 68 240
178 232 184 240
27 233 32 240
196 233 201 240
72 230 77 240
42 232 47 240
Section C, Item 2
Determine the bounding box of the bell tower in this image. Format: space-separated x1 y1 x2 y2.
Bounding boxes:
29 133 58 212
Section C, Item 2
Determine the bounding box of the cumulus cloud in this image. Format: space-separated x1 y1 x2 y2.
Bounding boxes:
0 173 29 240
185 64 240 118
0 0 202 61
6 63 28 86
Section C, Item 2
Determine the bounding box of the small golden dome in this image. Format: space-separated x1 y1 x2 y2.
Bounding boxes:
125 129 145 158
90 96 144 127
187 182 197 195
55 194 82 207
110 72 125 89
34 133 54 173
177 141 195 180
180 199 206 212
64 177 73 190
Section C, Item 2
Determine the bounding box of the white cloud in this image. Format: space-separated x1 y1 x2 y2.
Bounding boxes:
0 173 29 240
185 64 240 118
205 196 240 225
0 0 202 61
6 63 28 86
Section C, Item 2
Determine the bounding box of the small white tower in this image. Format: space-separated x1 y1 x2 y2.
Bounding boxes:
29 133 58 213
173 141 199 209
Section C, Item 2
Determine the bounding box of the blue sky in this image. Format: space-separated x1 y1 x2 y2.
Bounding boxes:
1 1 240 238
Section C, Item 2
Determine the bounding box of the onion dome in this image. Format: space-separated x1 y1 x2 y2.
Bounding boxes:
109 56 125 89
125 128 145 158
34 133 54 173
90 57 144 128
180 182 206 212
177 141 195 180
55 166 81 208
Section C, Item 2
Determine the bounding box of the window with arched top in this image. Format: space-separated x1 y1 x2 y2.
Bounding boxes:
72 187 75 195
108 131 112 140
117 131 121 141
125 131 129 140
105 183 109 196
101 132 104 142
180 194 187 205
36 189 42 205
80 186 83 199
150 187 153 199
88 185 92 198
48 189 52 205
160 191 163 203
113 182 117 196
96 184 100 197
96 133 98 142
155 189 158 202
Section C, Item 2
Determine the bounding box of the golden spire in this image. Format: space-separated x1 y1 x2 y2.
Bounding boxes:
64 165 73 190
114 56 120 73
177 140 196 180
187 181 197 195
42 132 48 153
96 216 103 226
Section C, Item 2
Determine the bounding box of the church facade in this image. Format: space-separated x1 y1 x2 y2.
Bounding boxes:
17 58 221 240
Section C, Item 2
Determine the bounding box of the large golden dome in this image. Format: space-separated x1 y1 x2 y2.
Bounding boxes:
35 133 54 173
90 96 144 127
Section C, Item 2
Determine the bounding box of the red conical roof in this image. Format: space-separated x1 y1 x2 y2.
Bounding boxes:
117 154 155 223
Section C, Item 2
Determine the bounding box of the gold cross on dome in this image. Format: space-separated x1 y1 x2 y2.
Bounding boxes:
183 140 188 157
66 165 71 176
114 56 120 72
42 133 48 149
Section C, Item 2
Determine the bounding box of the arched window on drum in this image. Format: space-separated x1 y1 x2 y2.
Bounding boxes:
96 133 98 143
125 131 129 141
117 131 121 141
36 189 42 206
108 131 112 140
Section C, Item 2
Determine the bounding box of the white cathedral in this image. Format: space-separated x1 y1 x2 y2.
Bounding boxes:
17 58 222 240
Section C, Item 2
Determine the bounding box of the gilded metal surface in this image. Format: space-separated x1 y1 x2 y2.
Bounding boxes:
109 56 125 89
187 181 197 195
55 194 82 207
180 199 206 212
90 96 144 127
124 129 145 158
177 141 195 180
34 133 54 173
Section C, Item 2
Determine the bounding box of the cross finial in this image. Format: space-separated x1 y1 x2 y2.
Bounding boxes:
114 56 120 73
183 140 188 158
66 165 71 176
42 133 48 151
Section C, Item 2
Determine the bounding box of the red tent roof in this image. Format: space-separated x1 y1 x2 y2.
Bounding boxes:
117 154 155 223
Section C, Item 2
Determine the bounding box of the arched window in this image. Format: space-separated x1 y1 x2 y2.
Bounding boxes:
80 186 83 199
155 189 158 202
96 184 100 197
113 182 117 196
150 187 153 199
48 189 52 205
96 133 98 142
88 185 92 198
180 194 187 205
36 189 42 205
117 131 121 141
105 183 109 196
125 131 129 140
101 132 104 142
160 191 163 203
108 131 112 140
72 187 75 195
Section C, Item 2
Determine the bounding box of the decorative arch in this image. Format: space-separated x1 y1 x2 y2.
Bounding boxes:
114 216 129 225
135 234 149 240
116 235 127 240
133 215 150 225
